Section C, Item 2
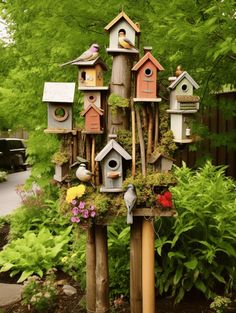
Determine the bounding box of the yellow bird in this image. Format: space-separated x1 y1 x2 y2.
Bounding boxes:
118 30 135 49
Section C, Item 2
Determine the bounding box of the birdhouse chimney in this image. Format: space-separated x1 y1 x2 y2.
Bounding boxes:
108 134 117 141
168 76 177 85
143 46 152 54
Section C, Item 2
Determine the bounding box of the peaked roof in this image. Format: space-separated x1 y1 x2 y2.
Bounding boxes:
81 103 104 116
169 71 199 90
104 11 141 33
72 57 108 71
132 52 164 71
95 139 132 161
148 152 175 164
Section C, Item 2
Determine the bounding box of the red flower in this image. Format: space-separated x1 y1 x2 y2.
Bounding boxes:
163 191 172 201
157 191 173 208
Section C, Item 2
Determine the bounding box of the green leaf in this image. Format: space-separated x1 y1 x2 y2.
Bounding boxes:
17 270 34 283
173 266 183 285
211 272 226 284
184 258 198 270
0 263 14 272
195 279 206 293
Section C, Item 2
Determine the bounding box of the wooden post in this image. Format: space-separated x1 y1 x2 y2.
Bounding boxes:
95 225 110 313
72 133 78 163
130 217 142 313
91 136 96 184
136 108 146 176
86 225 96 313
154 104 159 149
86 135 91 168
147 104 154 161
131 99 136 177
142 219 155 313
108 54 134 133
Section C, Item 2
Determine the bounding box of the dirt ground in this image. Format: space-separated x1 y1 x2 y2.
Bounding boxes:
0 223 235 313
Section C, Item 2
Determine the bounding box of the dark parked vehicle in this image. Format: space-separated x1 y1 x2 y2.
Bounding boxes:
0 138 27 171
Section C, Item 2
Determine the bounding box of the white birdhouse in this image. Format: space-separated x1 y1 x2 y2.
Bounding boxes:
167 71 200 143
104 11 140 54
42 82 75 133
95 138 131 192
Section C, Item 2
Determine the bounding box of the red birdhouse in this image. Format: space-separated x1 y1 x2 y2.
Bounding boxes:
81 103 104 134
132 47 164 102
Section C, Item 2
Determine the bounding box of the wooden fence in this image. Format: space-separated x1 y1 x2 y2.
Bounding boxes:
175 92 236 178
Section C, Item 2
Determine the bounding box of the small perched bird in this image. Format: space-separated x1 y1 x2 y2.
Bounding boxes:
76 163 93 183
124 184 137 224
118 30 135 49
175 65 183 77
61 43 99 66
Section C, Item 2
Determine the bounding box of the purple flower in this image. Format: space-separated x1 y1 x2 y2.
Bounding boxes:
90 211 96 218
79 201 86 209
82 209 89 219
71 216 81 223
90 205 95 211
71 199 77 205
72 207 79 215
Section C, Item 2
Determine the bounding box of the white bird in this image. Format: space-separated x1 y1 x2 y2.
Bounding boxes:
124 184 137 224
61 43 100 66
76 163 93 183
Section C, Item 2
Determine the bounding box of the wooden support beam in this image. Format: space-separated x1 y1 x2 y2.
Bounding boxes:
131 99 136 177
142 219 155 313
130 217 142 313
95 225 110 313
136 108 146 176
86 225 96 313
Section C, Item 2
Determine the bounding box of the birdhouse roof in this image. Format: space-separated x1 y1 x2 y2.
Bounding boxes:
169 71 199 90
71 57 108 71
95 139 132 161
148 152 175 164
81 103 104 116
132 52 164 72
104 11 141 33
42 82 76 103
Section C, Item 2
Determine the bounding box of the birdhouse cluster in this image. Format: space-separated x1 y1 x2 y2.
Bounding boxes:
42 10 200 188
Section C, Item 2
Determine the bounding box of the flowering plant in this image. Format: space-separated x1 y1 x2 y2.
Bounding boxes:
66 184 96 227
157 191 173 209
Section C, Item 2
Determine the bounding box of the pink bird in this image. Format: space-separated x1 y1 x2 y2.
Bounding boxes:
61 43 99 66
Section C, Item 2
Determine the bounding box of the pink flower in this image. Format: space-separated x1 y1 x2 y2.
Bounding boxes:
71 199 77 205
90 205 95 211
79 201 85 209
82 209 89 219
71 216 80 223
72 207 79 215
90 211 96 218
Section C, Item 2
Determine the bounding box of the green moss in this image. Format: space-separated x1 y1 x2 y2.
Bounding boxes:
108 93 129 115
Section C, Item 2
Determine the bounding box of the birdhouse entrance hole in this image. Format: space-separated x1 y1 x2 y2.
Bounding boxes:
53 106 69 122
108 159 119 170
181 84 188 92
81 71 86 81
89 95 96 102
118 28 126 35
145 68 153 77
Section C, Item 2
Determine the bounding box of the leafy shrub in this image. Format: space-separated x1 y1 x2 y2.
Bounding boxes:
0 226 72 282
22 269 58 312
0 171 7 182
156 161 236 303
108 221 130 298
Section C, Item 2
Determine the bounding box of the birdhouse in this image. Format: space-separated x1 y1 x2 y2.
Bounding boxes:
148 152 175 173
167 71 200 143
132 47 164 102
104 11 140 53
42 82 75 132
54 162 69 182
71 57 108 89
95 138 132 192
84 91 102 109
168 71 200 111
81 103 104 134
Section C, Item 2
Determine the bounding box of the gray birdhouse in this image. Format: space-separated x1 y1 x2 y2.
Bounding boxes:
95 138 132 192
71 57 108 89
42 82 75 133
167 71 200 143
148 152 175 173
84 91 102 109
104 11 140 53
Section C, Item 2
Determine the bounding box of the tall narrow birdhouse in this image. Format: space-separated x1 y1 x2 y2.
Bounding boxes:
71 57 108 88
81 103 104 134
95 139 132 192
132 47 164 102
42 82 75 132
167 71 200 143
104 11 140 53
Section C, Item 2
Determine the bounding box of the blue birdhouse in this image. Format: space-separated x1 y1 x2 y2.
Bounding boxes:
95 138 131 192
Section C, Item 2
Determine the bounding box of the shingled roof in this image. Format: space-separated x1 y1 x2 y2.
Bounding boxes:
132 52 164 72
169 71 199 90
104 11 141 33
95 139 131 161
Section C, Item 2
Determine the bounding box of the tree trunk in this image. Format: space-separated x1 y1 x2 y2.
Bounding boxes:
86 225 96 313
